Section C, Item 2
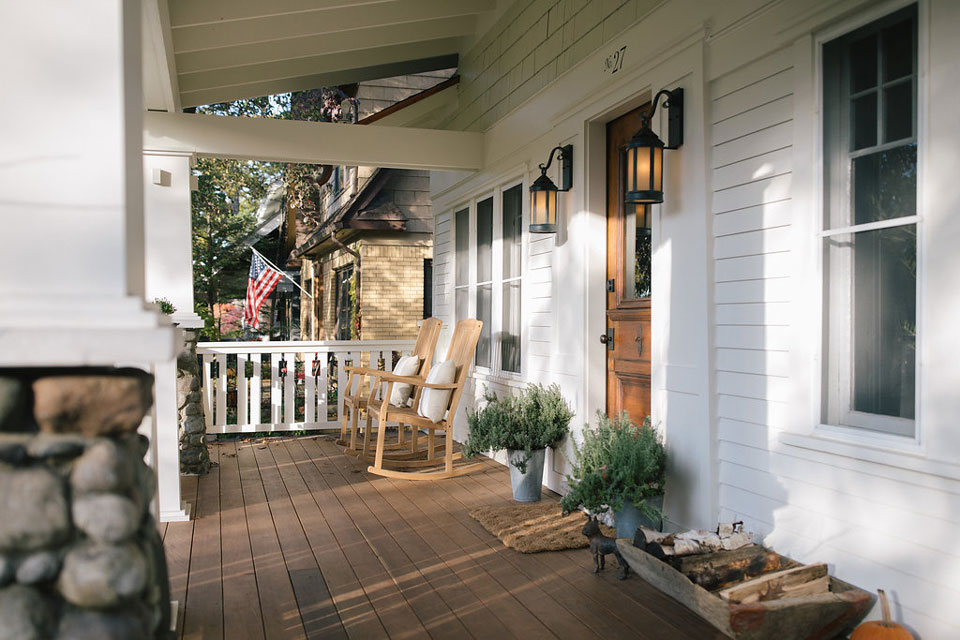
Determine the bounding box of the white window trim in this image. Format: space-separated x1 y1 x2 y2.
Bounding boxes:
451 178 527 379
813 0 925 449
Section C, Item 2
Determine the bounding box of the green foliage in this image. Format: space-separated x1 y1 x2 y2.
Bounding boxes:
154 298 176 315
188 88 354 340
191 98 289 341
560 412 666 521
193 302 217 341
462 383 573 473
285 88 356 221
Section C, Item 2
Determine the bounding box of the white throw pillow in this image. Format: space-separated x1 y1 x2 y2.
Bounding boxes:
417 359 456 423
389 355 421 407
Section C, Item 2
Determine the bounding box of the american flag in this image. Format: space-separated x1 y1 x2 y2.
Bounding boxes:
244 252 283 329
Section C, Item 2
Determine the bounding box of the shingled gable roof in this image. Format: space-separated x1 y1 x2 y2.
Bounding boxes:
292 166 415 259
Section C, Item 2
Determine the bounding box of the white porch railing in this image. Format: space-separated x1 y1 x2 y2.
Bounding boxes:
196 340 415 434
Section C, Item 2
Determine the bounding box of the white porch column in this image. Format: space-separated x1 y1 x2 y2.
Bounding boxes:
0 2 175 522
143 151 204 328
0 0 174 365
143 151 202 522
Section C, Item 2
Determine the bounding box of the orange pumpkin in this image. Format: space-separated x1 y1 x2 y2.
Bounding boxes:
850 589 913 639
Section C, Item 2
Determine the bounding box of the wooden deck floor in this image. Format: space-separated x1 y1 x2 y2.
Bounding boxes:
160 436 726 640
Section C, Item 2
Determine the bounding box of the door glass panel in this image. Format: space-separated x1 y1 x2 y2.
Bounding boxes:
623 204 652 299
502 280 521 373
477 198 493 282
454 208 469 286
455 288 468 323
476 284 492 367
502 185 522 279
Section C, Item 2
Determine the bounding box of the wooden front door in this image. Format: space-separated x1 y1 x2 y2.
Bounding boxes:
606 106 652 422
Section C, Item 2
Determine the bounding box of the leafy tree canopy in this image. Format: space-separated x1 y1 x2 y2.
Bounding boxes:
190 87 356 340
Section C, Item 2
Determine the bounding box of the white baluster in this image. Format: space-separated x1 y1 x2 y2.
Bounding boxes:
202 352 213 430
283 351 295 427
216 353 227 430
304 352 316 424
317 352 328 427
271 352 282 426
237 353 248 427
251 355 262 429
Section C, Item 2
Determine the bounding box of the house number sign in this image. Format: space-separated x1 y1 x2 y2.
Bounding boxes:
604 45 627 74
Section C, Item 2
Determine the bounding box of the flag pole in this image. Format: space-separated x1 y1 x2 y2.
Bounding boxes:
248 245 314 299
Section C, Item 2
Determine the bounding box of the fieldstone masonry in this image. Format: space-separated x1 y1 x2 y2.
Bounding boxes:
0 368 172 640
176 330 209 475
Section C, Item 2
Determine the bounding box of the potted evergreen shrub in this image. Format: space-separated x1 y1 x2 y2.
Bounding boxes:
560 412 666 538
463 383 573 502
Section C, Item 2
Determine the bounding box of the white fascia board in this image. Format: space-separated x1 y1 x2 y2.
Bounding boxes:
367 83 460 129
143 111 482 171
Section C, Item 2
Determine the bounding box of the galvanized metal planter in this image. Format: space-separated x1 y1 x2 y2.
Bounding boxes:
507 448 545 502
614 494 664 538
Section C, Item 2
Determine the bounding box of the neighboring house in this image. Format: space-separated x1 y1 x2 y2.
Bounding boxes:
291 167 433 342
283 73 452 341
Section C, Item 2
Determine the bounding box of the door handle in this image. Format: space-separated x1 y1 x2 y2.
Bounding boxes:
636 325 643 356
600 328 614 351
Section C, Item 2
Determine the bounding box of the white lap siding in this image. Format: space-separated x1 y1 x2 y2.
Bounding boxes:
710 44 960 638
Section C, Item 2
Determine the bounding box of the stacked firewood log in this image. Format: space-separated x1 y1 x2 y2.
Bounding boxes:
633 522 831 603
634 521 754 559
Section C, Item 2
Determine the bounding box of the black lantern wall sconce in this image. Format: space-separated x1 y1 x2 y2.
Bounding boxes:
624 88 684 204
529 144 572 233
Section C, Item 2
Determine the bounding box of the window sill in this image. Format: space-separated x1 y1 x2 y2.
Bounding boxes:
471 369 525 389
778 431 960 482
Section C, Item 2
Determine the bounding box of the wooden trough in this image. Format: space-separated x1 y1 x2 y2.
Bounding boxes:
617 540 873 640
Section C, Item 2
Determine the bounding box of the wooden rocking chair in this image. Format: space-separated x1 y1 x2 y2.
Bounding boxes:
338 317 441 459
365 318 484 480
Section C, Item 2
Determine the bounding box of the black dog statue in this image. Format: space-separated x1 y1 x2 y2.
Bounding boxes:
581 515 629 580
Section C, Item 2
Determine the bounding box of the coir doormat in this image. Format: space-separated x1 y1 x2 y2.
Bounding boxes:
469 501 616 553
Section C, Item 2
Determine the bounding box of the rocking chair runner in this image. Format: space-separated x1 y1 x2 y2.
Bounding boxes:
365 318 484 480
338 317 441 459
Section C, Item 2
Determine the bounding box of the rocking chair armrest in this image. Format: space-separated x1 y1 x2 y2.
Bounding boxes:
342 365 381 376
365 371 426 385
420 382 459 390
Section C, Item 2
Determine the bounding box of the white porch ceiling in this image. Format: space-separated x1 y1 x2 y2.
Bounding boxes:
143 0 500 110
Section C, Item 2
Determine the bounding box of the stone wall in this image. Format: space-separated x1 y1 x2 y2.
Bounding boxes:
0 368 171 640
176 330 209 475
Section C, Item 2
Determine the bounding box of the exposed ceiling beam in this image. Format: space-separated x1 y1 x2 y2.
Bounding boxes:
176 15 474 74
178 36 460 91
179 53 459 108
167 0 389 27
143 111 482 171
172 0 494 53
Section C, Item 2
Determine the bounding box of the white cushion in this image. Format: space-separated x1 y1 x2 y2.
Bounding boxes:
389 355 421 407
417 359 456 423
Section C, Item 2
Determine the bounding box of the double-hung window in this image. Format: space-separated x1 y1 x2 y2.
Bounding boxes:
821 4 918 436
452 182 524 375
